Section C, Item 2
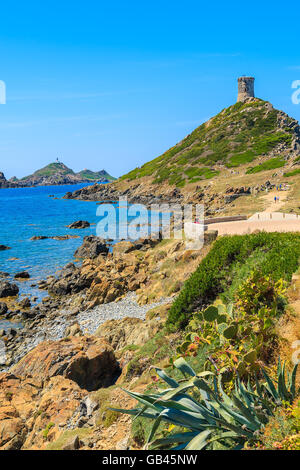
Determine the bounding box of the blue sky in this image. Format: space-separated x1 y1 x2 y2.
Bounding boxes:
0 0 300 179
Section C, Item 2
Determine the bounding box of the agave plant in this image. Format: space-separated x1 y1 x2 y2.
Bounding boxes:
113 358 298 450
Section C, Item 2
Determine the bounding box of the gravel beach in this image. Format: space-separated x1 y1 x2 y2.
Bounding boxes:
7 292 173 367
77 292 173 335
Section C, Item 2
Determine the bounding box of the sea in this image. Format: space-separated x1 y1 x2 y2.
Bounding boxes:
0 183 171 330
0 183 101 314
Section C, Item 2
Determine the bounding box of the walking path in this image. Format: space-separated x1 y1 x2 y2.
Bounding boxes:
203 189 300 236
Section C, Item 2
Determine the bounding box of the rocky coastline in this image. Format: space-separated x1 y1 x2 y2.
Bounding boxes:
0 224 218 449
0 153 227 450
63 177 278 219
0 171 111 189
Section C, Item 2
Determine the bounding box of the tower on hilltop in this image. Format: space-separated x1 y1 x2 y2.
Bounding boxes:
237 76 255 102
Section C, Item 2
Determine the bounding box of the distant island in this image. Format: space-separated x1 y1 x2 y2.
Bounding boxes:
0 161 116 188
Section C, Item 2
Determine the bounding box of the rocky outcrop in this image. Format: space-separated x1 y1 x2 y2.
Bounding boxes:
0 172 19 189
0 272 9 278
0 245 11 251
11 336 120 391
95 317 160 351
63 181 184 207
0 302 7 315
74 236 109 259
30 235 79 241
0 281 19 298
14 271 30 280
67 220 90 229
0 373 87 450
0 335 123 449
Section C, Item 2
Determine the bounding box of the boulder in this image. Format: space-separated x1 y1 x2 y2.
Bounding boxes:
113 241 136 255
30 235 79 241
65 322 82 337
18 297 31 309
113 237 160 256
0 281 19 298
61 435 80 450
30 236 48 241
51 235 79 240
74 236 109 259
0 302 7 315
0 245 11 251
0 272 9 278
67 220 90 229
11 336 120 391
95 317 160 351
14 271 30 280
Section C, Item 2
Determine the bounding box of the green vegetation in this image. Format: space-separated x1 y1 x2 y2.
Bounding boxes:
120 99 296 187
257 400 300 450
115 232 300 449
115 358 298 450
176 273 286 380
77 169 116 181
246 157 286 174
166 232 300 330
21 162 74 180
43 422 55 439
284 168 300 177
184 167 219 180
46 428 92 450
228 151 256 167
91 387 119 428
19 162 116 182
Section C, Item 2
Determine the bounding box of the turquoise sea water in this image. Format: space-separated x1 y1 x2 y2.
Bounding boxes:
0 183 100 303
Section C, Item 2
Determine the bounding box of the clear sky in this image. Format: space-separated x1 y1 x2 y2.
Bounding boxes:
0 0 300 179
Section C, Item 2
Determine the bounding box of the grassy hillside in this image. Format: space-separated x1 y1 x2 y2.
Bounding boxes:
166 231 300 329
120 99 300 187
21 162 74 180
77 169 116 182
19 162 116 182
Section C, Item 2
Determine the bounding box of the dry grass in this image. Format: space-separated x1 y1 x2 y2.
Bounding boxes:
280 178 300 215
277 273 300 388
135 238 211 304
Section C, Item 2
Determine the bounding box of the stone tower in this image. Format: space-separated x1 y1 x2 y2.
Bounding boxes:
237 76 255 102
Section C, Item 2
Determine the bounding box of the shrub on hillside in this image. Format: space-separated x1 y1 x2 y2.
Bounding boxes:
166 232 300 330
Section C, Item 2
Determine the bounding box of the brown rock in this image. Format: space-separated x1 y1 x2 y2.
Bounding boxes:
65 323 82 337
61 435 80 450
11 336 120 391
95 317 159 351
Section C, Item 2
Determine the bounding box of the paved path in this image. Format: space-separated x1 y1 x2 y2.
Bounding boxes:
205 190 300 235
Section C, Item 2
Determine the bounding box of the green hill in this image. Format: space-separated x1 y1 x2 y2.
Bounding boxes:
12 162 116 187
21 162 74 180
121 99 300 187
77 169 116 182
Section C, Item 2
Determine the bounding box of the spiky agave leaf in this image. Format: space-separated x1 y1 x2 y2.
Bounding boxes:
113 358 298 450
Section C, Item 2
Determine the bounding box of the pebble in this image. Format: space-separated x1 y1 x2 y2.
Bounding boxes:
76 292 173 335
1 292 173 370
